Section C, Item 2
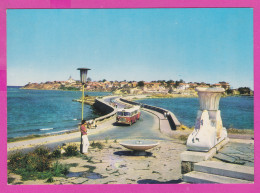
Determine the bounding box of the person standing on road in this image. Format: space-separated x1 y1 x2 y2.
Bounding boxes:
80 120 90 154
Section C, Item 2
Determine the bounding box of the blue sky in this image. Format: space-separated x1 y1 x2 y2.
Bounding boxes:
7 8 253 89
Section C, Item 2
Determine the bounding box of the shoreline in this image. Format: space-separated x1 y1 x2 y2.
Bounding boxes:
17 87 253 97
20 87 112 93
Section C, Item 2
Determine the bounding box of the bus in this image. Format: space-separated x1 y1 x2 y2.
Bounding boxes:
116 106 141 125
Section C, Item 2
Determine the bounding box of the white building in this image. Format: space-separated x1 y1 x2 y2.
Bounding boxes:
177 83 190 90
67 76 76 84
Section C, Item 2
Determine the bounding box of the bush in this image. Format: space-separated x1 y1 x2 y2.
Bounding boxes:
179 135 188 141
51 149 61 158
8 146 71 182
33 146 50 157
25 152 51 172
51 161 69 176
64 144 79 156
8 151 25 170
46 176 54 183
9 151 50 172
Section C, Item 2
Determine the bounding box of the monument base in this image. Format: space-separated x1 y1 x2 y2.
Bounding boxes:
181 137 229 174
186 109 227 152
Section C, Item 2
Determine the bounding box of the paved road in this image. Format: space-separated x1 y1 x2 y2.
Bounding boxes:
103 96 125 109
96 96 169 140
89 110 168 141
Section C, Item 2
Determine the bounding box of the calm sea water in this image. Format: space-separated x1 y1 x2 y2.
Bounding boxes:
7 86 111 138
136 96 254 130
7 87 254 138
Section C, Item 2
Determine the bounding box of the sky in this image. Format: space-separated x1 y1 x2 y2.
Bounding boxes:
7 8 253 89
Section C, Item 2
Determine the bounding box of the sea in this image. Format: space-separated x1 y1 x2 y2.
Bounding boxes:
136 96 254 130
7 86 111 138
7 87 254 138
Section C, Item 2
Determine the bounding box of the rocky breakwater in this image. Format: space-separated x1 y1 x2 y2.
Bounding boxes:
73 95 96 106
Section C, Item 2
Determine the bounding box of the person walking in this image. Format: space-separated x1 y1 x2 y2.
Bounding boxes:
80 120 90 154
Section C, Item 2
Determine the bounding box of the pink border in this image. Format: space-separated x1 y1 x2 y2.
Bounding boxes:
0 0 259 192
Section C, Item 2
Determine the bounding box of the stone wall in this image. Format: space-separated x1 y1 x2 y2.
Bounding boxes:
93 98 114 115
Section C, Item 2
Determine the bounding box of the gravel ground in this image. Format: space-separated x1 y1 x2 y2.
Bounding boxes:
8 139 187 185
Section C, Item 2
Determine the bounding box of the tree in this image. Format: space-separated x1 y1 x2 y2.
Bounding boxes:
137 81 144 87
238 87 251 95
87 77 92 82
168 86 174 94
226 89 233 95
166 80 174 87
102 79 107 82
175 81 180 87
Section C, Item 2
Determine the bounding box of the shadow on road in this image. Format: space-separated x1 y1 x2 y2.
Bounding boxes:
112 122 129 126
114 150 153 157
137 179 182 184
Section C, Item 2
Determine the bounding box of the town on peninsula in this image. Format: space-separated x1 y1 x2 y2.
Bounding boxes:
21 76 253 97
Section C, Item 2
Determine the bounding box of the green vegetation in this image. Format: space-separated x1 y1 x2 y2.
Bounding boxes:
90 141 104 150
105 137 109 143
46 177 54 183
50 148 61 158
177 124 193 131
227 128 254 135
8 177 15 184
137 81 144 87
33 145 50 157
178 135 189 141
238 87 251 95
81 155 94 163
8 146 70 182
8 134 42 143
225 87 253 96
64 144 79 156
59 85 80 91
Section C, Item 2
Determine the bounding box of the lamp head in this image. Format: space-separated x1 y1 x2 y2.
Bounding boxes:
77 68 91 84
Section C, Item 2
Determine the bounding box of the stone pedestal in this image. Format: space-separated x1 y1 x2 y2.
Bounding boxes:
187 87 227 152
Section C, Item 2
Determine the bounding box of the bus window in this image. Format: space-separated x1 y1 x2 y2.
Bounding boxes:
117 112 124 116
124 112 131 116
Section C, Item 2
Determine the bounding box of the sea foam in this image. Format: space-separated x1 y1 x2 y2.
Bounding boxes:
40 128 54 131
46 130 70 135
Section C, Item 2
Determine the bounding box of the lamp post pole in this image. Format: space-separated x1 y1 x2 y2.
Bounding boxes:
77 68 91 153
82 84 84 120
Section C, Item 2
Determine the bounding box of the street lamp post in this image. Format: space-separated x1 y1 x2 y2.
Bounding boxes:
77 68 91 153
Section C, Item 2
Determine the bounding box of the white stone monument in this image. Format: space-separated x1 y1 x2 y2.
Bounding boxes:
187 87 227 151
